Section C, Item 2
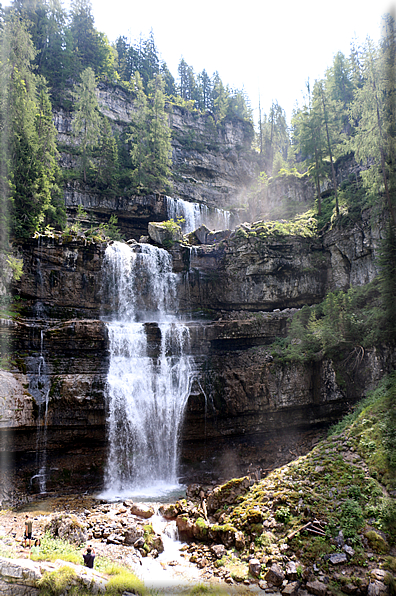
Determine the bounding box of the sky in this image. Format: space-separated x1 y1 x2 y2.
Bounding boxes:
81 0 395 123
5 0 396 124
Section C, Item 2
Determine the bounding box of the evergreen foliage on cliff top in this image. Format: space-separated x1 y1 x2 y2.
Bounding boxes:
0 0 395 242
255 15 396 231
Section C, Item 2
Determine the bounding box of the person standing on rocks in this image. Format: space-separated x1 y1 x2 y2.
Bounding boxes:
24 515 33 548
83 545 95 568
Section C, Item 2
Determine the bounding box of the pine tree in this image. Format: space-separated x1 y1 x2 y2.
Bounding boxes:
292 85 327 214
211 72 228 120
129 73 171 193
96 117 119 194
0 12 60 239
129 72 149 189
69 0 115 80
315 80 341 215
199 69 212 110
72 66 102 183
146 74 172 191
349 33 396 226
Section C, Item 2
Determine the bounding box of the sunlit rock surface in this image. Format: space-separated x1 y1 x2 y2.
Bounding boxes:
1 211 394 502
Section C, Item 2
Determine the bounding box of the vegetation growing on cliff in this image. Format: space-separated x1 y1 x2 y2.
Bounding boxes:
172 374 396 591
272 285 378 362
255 16 396 231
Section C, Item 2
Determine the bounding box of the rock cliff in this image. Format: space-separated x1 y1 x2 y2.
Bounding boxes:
56 83 256 238
0 210 393 503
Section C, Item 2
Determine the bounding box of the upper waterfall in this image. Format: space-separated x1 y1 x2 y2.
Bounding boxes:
165 196 231 233
101 241 194 499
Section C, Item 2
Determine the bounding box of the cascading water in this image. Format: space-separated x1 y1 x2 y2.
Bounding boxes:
28 329 50 493
165 196 231 233
101 241 195 498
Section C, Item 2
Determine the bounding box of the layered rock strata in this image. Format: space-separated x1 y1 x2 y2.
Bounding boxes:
0 212 392 500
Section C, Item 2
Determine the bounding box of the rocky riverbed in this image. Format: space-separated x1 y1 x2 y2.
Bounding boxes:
1 412 395 595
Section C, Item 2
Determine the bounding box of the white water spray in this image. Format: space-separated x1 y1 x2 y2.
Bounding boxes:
101 242 194 498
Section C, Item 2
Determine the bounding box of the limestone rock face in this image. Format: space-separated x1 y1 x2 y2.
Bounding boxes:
55 84 256 239
16 237 105 316
2 211 394 500
186 234 329 311
0 370 35 429
323 209 382 290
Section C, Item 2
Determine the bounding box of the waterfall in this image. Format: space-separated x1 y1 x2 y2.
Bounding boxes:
165 196 230 233
101 241 194 498
28 329 50 493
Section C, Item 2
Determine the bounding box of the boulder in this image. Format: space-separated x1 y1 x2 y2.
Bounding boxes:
248 558 261 578
206 477 250 513
194 225 211 244
45 514 87 545
123 525 144 545
265 563 285 586
234 530 246 550
211 544 226 559
306 580 328 596
206 230 231 244
158 503 179 519
148 222 182 245
282 581 301 596
285 560 299 580
367 580 388 596
130 504 154 519
328 552 347 565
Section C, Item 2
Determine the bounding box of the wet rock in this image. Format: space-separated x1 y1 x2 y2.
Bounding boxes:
158 503 179 519
123 526 144 545
147 535 164 554
133 537 145 548
249 558 262 578
129 504 154 519
211 544 226 559
367 580 388 596
265 562 285 586
282 581 300 596
328 552 347 565
306 580 328 596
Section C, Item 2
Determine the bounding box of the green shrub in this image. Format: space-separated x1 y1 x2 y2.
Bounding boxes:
104 565 146 595
30 533 80 564
340 499 365 542
275 506 291 524
37 566 89 596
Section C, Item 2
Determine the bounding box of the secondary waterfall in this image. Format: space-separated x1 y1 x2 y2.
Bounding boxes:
101 241 194 498
165 196 231 232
